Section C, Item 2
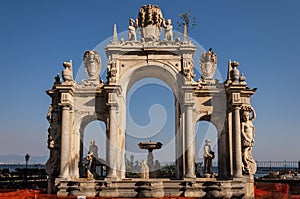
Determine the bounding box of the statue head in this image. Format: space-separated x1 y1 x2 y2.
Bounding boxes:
205 138 211 144
90 139 95 145
242 111 250 122
241 106 255 122
129 18 135 26
166 19 172 25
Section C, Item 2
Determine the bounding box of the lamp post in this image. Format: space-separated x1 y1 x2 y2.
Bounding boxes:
25 154 30 188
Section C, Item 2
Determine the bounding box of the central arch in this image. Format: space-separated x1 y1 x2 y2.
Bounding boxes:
116 64 185 178
121 64 182 96
125 78 176 177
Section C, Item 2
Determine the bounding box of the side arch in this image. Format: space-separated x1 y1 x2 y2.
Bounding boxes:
195 114 230 179
76 114 107 177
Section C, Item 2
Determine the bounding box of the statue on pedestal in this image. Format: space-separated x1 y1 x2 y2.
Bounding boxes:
62 60 73 82
83 50 101 81
86 151 95 179
89 140 98 159
200 48 217 80
141 160 149 179
241 106 257 174
163 19 173 41
45 104 61 194
128 18 137 41
154 160 161 178
203 138 215 176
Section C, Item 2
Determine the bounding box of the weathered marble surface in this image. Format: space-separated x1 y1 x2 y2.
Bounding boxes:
46 4 257 198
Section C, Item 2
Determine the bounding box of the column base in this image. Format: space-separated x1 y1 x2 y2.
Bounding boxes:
233 174 244 179
57 176 68 180
105 175 119 181
184 174 196 179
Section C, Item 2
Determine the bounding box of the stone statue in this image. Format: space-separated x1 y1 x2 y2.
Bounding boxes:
62 60 73 82
241 106 257 174
137 4 164 41
46 105 61 149
128 18 137 41
86 151 95 179
141 160 149 179
200 48 217 80
154 160 161 178
203 138 215 175
45 149 60 175
163 19 173 41
46 103 61 193
83 50 101 81
89 140 98 159
55 73 61 83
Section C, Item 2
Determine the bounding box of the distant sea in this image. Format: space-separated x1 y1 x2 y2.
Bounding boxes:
0 154 48 164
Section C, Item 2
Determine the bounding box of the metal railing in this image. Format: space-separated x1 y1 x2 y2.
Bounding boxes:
0 164 45 172
256 160 299 173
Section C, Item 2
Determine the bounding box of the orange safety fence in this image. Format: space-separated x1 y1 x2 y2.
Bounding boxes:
255 183 300 199
1 184 300 198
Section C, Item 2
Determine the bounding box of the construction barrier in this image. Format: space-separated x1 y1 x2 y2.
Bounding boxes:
1 184 300 198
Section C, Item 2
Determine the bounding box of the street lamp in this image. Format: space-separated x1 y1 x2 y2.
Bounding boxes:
25 154 30 188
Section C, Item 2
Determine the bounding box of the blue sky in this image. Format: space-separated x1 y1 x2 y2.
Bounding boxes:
0 1 299 163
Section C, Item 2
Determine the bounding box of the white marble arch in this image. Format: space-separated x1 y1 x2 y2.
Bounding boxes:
46 4 257 197
76 114 107 177
113 62 191 179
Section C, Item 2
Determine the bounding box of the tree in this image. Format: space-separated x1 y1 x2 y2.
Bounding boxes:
177 10 196 33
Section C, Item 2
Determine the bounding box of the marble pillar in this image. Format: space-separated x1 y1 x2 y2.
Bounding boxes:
184 105 196 178
233 106 243 178
60 106 70 178
106 105 118 179
175 98 183 179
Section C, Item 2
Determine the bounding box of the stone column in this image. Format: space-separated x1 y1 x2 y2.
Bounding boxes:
59 106 71 178
233 106 243 178
106 105 118 179
73 127 80 178
184 105 196 178
175 98 183 179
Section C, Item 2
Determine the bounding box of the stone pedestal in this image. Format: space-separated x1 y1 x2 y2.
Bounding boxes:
55 178 248 198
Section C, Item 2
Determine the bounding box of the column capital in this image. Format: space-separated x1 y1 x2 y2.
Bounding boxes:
61 106 71 110
233 105 241 110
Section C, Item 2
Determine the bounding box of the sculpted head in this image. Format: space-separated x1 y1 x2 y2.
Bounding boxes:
241 106 254 122
129 18 135 26
242 111 250 121
205 138 211 145
84 50 100 65
166 19 171 25
90 139 95 145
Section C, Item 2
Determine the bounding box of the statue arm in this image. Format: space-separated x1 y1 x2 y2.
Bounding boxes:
250 106 256 122
162 18 166 28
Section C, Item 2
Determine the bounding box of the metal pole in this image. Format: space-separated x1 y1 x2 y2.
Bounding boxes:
25 154 30 189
